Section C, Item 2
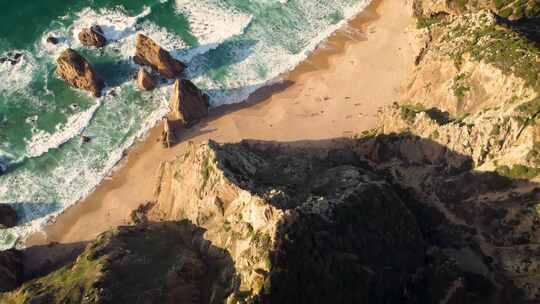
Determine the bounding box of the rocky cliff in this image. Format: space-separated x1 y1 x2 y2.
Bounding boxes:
363 3 540 301
0 221 236 304
149 140 500 303
413 0 540 19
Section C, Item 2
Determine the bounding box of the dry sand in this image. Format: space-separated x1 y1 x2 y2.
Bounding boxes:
26 0 415 248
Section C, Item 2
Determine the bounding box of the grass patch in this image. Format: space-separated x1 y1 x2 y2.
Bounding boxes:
400 104 452 125
496 164 540 179
442 11 540 91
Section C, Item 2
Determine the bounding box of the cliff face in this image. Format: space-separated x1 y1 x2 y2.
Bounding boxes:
0 221 236 304
151 141 497 303
366 4 540 300
413 0 540 19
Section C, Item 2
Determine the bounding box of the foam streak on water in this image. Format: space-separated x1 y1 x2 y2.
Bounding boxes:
0 0 372 249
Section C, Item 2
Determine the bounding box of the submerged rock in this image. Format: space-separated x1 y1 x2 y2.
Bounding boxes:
78 25 106 48
46 36 59 45
169 79 209 127
0 249 23 292
56 49 104 97
0 205 17 228
136 68 155 91
133 33 185 79
0 52 23 65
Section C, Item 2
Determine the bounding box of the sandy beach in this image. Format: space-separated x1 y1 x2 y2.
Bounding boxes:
25 0 414 256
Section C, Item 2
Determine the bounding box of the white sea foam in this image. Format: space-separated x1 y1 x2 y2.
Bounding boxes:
0 50 36 96
191 0 372 105
175 0 252 45
174 0 253 61
25 100 102 158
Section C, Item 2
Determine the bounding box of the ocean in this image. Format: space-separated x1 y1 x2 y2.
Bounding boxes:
0 0 371 249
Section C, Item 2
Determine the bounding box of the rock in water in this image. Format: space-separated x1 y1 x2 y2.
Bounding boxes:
78 25 106 48
169 79 209 127
46 36 59 45
0 249 22 292
56 49 104 97
0 205 17 228
133 33 185 79
136 68 155 91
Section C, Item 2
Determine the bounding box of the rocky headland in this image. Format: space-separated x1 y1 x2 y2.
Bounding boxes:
4 0 540 303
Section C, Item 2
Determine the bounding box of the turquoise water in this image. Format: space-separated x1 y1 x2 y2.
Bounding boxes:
0 0 371 248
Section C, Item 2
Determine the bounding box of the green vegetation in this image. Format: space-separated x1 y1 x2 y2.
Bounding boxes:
1 221 234 304
400 103 427 124
442 12 540 90
417 15 443 29
200 153 214 193
452 73 471 100
496 164 540 179
400 104 452 125
491 0 540 18
250 230 272 251
517 97 540 117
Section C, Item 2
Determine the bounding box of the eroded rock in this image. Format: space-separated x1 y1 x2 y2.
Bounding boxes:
136 68 155 91
160 117 176 148
46 36 59 45
78 25 106 48
133 33 185 79
56 49 104 97
169 79 209 127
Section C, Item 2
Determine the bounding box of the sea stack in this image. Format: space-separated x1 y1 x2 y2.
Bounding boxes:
169 79 209 127
78 25 107 48
136 68 155 91
56 49 104 97
133 33 185 79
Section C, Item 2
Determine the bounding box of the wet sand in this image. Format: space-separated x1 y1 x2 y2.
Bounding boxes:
26 0 415 248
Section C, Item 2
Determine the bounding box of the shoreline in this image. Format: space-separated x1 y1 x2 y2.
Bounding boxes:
24 0 413 261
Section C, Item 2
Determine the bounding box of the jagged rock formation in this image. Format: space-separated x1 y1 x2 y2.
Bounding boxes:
0 221 235 304
399 8 540 172
78 25 106 48
150 140 498 303
0 205 17 228
169 79 209 127
133 33 185 79
360 3 540 300
0 249 22 292
160 117 176 148
56 49 104 97
46 36 59 45
136 68 155 91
